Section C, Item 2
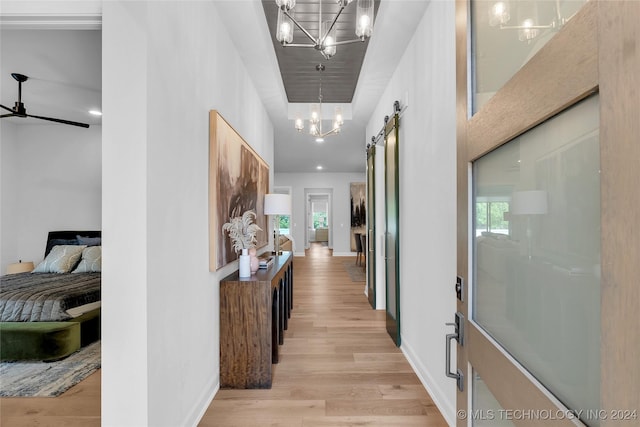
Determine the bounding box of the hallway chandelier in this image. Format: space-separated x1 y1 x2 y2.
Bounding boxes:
274 0 374 60
488 0 577 43
294 64 343 142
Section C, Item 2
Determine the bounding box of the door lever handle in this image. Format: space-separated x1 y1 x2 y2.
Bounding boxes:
445 313 464 392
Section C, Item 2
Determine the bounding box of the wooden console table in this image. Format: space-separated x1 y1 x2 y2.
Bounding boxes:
219 251 293 389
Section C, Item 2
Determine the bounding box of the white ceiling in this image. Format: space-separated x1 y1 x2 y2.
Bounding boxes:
0 0 430 174
0 29 102 128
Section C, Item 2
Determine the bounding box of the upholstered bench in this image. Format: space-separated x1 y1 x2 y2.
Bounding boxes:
0 307 100 361
0 321 81 361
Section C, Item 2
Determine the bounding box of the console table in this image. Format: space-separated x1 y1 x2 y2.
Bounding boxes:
219 251 293 389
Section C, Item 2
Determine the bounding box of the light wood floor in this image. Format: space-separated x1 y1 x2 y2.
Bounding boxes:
0 243 447 426
201 243 447 426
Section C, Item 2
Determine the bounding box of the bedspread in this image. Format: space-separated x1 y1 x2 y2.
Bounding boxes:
0 272 101 322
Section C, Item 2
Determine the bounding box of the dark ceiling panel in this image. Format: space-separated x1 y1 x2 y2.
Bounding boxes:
262 0 379 103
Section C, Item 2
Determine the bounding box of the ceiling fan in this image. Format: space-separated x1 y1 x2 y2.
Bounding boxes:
0 73 90 128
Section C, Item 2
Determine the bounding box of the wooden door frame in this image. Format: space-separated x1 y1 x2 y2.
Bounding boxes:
455 0 640 425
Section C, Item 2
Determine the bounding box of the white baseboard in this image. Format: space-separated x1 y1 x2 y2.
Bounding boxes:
332 251 357 257
401 339 455 426
294 251 306 257
186 375 219 427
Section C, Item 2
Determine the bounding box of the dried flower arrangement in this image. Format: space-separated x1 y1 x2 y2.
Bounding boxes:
222 210 262 253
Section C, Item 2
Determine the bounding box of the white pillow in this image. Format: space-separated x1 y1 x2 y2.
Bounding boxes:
33 245 86 273
72 246 102 273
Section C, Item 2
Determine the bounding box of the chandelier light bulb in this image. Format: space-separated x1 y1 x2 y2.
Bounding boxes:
275 0 296 11
295 118 304 132
310 102 321 124
359 15 370 29
489 2 510 26
355 0 374 38
518 18 539 42
334 106 343 126
321 20 337 58
323 35 336 57
281 22 291 37
276 8 294 44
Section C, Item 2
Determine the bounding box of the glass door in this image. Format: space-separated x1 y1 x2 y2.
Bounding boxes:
384 114 400 346
455 0 640 425
366 144 376 309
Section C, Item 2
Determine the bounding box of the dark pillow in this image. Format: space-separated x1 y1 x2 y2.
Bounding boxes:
76 235 101 247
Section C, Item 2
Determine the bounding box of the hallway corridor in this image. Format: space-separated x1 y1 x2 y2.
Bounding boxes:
0 247 448 426
201 247 448 426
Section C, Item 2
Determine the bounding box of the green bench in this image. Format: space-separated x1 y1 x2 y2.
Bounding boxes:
0 308 100 362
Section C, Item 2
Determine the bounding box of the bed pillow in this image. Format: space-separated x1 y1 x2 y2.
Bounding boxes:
32 245 86 273
76 235 101 247
45 238 78 257
72 246 102 273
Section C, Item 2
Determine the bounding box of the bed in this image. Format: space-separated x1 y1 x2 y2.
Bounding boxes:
0 231 101 361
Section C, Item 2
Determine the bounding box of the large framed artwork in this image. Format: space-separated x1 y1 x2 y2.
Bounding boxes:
350 182 366 251
209 111 269 271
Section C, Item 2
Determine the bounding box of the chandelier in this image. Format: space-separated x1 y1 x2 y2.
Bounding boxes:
294 64 343 143
274 0 374 60
488 0 578 43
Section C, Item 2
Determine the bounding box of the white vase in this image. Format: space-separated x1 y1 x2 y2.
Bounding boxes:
239 248 251 278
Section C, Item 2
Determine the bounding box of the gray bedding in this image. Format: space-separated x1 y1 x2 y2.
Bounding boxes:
0 272 101 322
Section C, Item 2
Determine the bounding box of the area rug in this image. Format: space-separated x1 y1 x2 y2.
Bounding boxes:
0 341 100 397
343 261 366 282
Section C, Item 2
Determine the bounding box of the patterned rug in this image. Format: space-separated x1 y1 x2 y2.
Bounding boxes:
0 341 100 397
343 261 366 282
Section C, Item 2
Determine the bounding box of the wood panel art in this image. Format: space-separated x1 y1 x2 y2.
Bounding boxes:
350 182 366 251
209 111 269 271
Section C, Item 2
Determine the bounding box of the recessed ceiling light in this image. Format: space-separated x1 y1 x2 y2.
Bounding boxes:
88 110 102 116
316 165 323 170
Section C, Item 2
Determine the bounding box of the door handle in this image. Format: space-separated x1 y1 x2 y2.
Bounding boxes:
368 229 374 253
445 312 464 392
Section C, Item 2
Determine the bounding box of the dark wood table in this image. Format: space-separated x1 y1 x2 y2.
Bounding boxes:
219 251 293 389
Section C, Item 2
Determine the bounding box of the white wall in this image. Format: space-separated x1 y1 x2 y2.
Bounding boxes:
102 2 274 426
1 122 18 271
275 172 365 255
365 1 458 424
0 123 102 273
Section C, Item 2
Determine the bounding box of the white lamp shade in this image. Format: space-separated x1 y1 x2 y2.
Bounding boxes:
511 190 548 215
264 194 291 215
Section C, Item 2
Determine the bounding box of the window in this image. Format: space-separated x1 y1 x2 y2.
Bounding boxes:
274 186 292 235
313 212 328 229
278 215 290 234
475 200 509 236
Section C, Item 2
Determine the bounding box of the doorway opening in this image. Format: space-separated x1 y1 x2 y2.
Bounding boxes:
304 188 333 253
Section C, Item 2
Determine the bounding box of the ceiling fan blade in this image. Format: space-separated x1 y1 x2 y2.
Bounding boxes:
1 104 14 113
26 114 90 128
1 113 18 118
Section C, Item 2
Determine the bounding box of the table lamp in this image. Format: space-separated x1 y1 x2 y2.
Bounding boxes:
264 194 291 255
511 190 548 260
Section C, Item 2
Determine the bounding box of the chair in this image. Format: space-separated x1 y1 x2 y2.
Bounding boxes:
354 232 363 265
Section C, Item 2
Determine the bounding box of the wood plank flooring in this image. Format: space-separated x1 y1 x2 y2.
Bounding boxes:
0 369 101 427
200 243 447 426
0 243 447 426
